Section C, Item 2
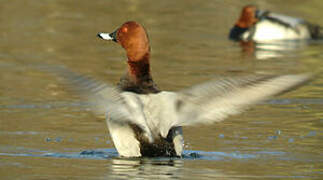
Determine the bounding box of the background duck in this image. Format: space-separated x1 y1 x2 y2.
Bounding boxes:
229 5 323 41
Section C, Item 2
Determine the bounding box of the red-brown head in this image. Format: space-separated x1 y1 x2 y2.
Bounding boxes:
97 21 150 63
98 22 158 93
235 5 258 28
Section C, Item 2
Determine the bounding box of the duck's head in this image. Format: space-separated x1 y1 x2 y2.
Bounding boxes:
97 21 150 62
235 5 259 28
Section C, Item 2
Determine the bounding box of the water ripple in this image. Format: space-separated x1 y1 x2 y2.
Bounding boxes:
1 148 320 162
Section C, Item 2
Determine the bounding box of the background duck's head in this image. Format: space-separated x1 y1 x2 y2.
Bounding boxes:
235 5 258 28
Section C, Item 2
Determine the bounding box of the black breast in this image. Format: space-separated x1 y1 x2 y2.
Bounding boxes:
129 124 178 157
117 75 160 94
229 25 249 41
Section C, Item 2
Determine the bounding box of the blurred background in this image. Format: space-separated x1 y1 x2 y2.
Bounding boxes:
0 0 322 179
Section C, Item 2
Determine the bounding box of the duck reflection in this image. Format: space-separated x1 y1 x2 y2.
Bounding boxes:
239 40 310 59
106 158 184 179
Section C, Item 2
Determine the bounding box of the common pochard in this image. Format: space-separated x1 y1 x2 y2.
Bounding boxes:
229 5 322 41
98 21 183 157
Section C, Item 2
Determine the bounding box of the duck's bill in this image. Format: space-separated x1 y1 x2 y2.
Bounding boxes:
97 30 117 42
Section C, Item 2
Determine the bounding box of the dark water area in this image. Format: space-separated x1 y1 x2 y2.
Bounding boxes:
1 0 323 179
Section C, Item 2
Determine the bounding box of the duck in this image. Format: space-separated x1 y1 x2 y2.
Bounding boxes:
229 5 323 42
97 21 183 157
52 21 310 158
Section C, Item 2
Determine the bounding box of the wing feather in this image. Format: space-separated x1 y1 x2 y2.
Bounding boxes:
38 65 156 142
171 74 311 127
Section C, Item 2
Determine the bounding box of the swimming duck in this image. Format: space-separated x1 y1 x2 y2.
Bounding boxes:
229 5 323 41
54 21 310 158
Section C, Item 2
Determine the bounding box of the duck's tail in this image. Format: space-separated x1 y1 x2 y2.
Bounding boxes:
308 23 323 39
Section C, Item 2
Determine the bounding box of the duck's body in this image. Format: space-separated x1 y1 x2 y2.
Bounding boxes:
106 91 183 157
243 15 311 41
229 5 322 41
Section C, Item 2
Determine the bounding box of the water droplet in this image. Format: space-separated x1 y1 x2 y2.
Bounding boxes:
55 137 62 142
307 131 316 137
189 152 200 158
268 136 277 140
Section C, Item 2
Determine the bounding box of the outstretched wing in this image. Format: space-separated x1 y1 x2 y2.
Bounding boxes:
38 65 154 140
39 65 127 117
158 74 310 136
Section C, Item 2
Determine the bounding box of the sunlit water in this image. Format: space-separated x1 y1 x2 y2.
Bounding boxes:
1 0 323 179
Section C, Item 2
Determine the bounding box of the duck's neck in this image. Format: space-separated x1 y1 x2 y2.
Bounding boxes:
127 52 151 82
118 52 159 94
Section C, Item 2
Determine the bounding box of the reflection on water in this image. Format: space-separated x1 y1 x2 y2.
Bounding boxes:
1 146 321 179
238 39 319 59
108 158 184 179
1 0 323 179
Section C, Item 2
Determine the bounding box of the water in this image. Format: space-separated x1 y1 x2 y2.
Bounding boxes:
1 0 323 179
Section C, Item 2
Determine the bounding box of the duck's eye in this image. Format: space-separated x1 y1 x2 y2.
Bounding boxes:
121 27 128 33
